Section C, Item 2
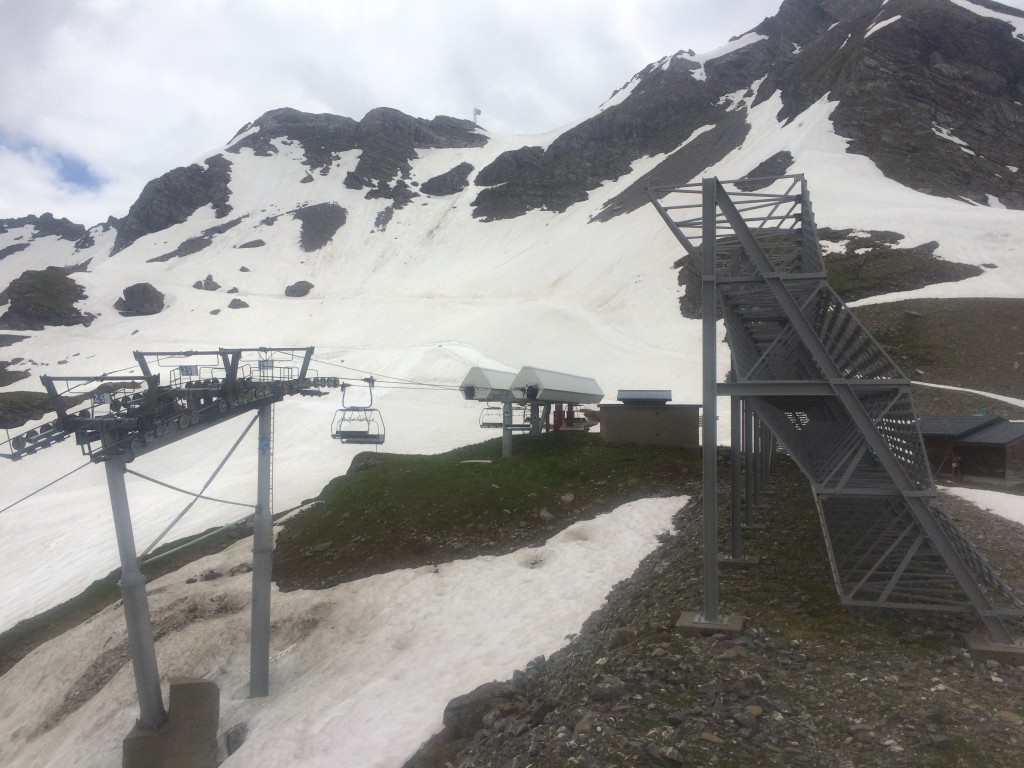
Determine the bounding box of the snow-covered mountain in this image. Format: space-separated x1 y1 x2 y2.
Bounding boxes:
1 0 1024 765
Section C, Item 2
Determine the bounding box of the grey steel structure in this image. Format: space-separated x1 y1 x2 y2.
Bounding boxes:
1 347 337 727
649 175 1022 644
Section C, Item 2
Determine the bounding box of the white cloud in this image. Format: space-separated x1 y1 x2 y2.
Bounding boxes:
2 0 1022 225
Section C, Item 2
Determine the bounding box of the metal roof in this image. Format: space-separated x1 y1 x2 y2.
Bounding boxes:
918 416 1003 439
510 366 604 404
459 367 519 402
957 421 1024 446
617 389 672 404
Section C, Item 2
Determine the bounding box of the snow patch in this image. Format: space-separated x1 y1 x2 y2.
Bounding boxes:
686 32 768 82
865 15 902 39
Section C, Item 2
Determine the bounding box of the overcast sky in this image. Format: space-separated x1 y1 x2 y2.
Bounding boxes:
2 0 1022 227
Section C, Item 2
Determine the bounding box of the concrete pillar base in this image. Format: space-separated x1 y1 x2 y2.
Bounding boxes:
123 677 219 768
675 611 746 637
964 631 1024 665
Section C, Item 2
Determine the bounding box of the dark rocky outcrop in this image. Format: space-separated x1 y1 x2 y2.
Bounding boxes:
284 281 314 297
0 243 30 261
0 213 88 242
470 0 1024 221
292 203 346 252
374 206 395 232
0 267 94 330
228 298 249 309
228 107 486 197
473 54 746 221
114 283 165 316
193 275 221 291
228 109 360 171
674 229 985 319
592 109 750 222
0 213 91 261
421 162 474 196
354 109 486 189
110 155 233 255
753 0 1024 208
237 240 265 249
149 217 245 262
735 151 796 191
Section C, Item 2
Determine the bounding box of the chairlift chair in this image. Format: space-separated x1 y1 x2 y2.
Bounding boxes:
479 405 504 429
331 377 386 445
478 402 531 431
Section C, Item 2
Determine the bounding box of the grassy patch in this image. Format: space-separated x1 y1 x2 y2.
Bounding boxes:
274 433 700 590
854 298 1024 413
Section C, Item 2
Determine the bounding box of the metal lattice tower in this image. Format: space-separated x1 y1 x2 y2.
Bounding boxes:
650 175 1022 644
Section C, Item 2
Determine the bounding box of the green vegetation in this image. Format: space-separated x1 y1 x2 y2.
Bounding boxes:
1 433 699 674
274 433 700 589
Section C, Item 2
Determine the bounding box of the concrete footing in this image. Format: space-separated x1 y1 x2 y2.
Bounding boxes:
676 611 746 637
123 677 219 768
964 632 1024 666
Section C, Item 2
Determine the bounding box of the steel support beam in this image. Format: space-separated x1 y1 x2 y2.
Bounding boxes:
701 177 721 623
104 451 167 730
502 402 513 458
730 396 744 559
744 404 755 524
250 402 274 697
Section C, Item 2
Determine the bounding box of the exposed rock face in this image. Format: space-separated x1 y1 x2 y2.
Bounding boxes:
228 298 249 309
473 55 748 221
0 213 90 260
228 107 486 201
110 155 233 255
114 283 166 316
472 0 1024 221
421 162 474 196
292 203 346 252
193 275 221 291
735 151 796 191
149 217 245 262
674 228 986 319
284 281 314 297
354 108 486 190
238 239 264 249
0 243 30 261
753 0 1024 207
0 267 94 330
228 108 360 171
0 213 87 243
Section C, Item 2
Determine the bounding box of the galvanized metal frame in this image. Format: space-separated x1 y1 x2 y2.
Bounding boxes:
0 347 332 728
650 176 1022 643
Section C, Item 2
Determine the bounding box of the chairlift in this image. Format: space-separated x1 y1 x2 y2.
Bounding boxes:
478 402 530 431
479 405 504 429
331 377 385 445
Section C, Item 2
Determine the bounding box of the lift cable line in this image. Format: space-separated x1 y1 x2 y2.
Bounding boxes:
0 346 336 735
140 510 255 568
0 460 91 516
304 353 463 391
135 411 260 560
124 468 256 509
649 175 1023 649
